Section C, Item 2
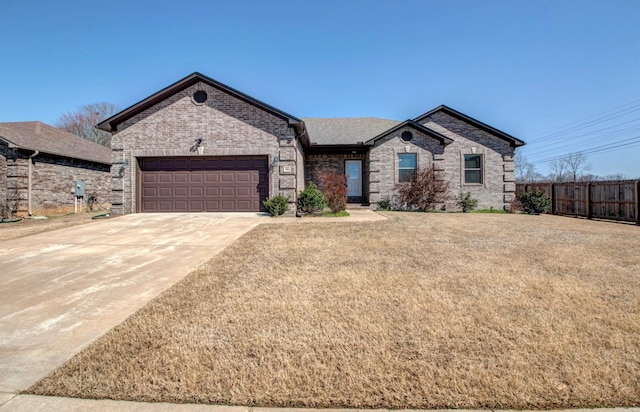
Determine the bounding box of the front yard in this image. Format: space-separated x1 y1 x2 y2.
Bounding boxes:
28 213 640 409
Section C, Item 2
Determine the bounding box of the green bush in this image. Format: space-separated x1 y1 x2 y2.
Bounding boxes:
377 196 392 210
263 194 289 216
457 192 478 213
519 190 551 215
297 183 326 214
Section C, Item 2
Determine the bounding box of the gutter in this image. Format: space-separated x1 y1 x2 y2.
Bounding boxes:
28 150 39 216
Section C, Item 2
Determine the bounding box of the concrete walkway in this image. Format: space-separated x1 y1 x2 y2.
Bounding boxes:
1 395 638 412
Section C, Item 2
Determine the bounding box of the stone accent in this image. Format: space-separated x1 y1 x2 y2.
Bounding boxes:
304 153 367 202
369 126 446 207
110 81 299 215
416 112 517 210
0 143 110 217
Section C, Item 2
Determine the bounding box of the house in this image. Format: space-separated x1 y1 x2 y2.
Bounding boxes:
97 72 524 215
0 122 111 217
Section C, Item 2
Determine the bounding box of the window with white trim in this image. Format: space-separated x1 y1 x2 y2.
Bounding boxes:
398 153 416 183
464 154 483 184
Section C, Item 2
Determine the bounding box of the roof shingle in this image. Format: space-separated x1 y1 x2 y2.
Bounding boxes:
0 121 111 164
302 117 401 145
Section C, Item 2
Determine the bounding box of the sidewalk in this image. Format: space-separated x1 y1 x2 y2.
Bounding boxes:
1 394 639 412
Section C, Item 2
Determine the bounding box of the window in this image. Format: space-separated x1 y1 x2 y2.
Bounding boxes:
398 153 416 182
193 90 208 104
464 154 483 184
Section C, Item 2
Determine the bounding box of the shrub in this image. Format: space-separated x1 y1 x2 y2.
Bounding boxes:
519 190 551 215
395 166 450 211
316 169 347 213
263 194 289 216
457 192 478 213
377 196 392 210
297 183 326 214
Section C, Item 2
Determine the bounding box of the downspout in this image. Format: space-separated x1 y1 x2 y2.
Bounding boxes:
28 150 39 216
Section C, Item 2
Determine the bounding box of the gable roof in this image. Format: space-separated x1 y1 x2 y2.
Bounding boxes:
0 121 111 164
414 105 525 147
364 120 454 146
98 72 306 138
302 117 401 145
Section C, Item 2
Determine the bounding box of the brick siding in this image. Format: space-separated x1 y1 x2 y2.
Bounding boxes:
369 115 515 211
110 81 299 215
0 144 110 217
419 112 515 210
305 153 368 202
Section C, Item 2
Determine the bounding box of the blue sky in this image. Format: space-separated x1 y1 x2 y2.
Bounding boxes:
1 0 639 177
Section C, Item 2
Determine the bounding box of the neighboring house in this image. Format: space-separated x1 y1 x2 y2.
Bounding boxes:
98 72 524 215
0 122 111 217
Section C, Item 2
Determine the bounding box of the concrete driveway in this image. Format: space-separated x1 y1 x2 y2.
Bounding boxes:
0 213 263 394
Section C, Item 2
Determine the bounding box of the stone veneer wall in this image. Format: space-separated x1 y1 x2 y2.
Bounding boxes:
0 144 7 217
0 144 110 216
418 112 516 210
369 115 516 211
110 81 300 215
369 127 446 207
304 153 368 202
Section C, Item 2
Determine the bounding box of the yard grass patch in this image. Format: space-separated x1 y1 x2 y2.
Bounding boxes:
28 213 640 409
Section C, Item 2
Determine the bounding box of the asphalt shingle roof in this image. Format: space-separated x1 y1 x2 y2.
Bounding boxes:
302 117 401 145
0 121 111 164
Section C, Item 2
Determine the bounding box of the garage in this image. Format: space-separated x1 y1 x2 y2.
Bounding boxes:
139 156 268 212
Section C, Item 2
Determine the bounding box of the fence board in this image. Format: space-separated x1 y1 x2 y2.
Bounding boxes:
516 180 639 224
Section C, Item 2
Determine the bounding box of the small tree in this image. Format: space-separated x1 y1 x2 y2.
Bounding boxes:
519 190 551 215
396 165 450 211
263 194 289 216
457 192 478 212
316 169 347 213
297 183 326 214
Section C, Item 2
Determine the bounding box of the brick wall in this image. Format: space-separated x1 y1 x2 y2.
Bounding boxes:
419 112 516 210
110 81 299 215
0 147 7 217
369 127 446 207
304 153 368 202
369 116 515 211
0 145 110 217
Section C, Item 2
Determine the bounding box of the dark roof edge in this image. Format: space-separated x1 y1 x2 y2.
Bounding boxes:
414 105 525 147
97 72 303 132
364 120 454 145
0 136 110 165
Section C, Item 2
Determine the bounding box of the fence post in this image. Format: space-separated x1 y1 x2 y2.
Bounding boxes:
586 182 592 220
551 183 556 215
635 180 640 225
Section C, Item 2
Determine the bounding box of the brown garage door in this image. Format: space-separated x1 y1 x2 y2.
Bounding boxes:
139 156 268 212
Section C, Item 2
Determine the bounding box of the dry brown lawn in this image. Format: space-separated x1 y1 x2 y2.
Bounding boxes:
28 213 640 409
0 212 104 242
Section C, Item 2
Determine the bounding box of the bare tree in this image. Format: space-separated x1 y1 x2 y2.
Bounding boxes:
564 152 591 182
550 158 569 182
514 151 539 183
55 102 118 147
549 152 591 182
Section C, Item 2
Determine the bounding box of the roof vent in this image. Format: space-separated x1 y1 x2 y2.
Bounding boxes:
401 131 413 141
193 90 208 104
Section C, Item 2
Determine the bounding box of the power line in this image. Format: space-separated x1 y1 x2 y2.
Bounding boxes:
528 136 640 165
526 99 640 143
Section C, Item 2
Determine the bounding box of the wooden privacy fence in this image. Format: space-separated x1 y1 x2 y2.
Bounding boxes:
516 180 640 225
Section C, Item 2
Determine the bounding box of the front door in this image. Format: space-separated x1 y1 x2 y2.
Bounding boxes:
345 160 362 197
